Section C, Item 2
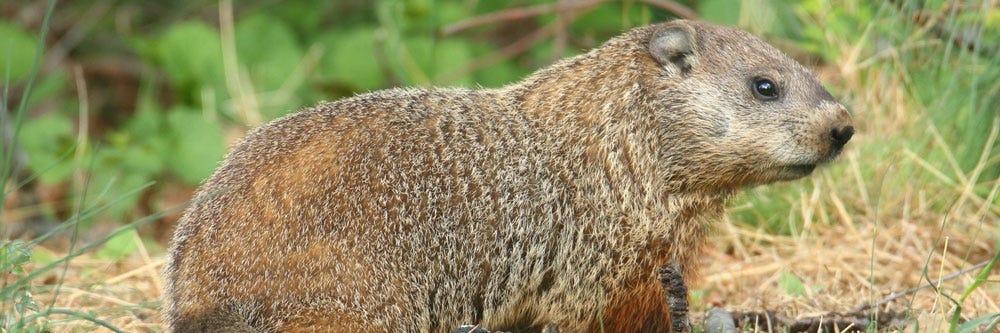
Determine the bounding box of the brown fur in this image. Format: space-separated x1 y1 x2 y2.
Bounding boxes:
164 20 853 332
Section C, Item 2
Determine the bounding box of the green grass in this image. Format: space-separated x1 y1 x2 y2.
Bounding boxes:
1 1 165 331
2 0 59 330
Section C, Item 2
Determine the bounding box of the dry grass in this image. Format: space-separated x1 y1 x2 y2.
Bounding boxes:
21 247 164 332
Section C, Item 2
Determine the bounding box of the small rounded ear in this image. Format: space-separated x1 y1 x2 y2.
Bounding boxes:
649 25 699 76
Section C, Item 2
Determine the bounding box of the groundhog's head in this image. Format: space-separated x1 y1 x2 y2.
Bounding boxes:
646 20 854 191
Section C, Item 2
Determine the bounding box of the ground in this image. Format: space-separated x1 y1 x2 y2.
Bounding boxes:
23 199 999 332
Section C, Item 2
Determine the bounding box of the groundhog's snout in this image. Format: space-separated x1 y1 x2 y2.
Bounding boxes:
830 125 854 150
826 104 855 155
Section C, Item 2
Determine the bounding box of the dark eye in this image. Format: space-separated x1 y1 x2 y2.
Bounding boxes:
752 77 779 100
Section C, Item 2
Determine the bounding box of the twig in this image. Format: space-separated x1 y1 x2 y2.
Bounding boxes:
852 260 990 313
436 0 702 83
440 0 606 36
439 0 611 83
732 310 907 333
552 0 573 60
437 22 558 84
638 0 698 20
44 1 112 73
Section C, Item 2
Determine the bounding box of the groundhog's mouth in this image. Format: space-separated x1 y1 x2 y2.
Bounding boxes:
780 164 817 178
789 164 816 173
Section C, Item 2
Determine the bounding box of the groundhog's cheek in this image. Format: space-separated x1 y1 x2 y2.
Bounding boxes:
698 108 731 137
767 136 812 164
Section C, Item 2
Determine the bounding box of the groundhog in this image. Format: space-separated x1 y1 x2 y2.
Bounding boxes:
163 19 854 332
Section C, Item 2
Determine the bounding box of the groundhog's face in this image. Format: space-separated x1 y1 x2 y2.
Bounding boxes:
648 21 854 190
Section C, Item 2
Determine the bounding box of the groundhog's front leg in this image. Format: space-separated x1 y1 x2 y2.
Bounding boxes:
660 262 692 333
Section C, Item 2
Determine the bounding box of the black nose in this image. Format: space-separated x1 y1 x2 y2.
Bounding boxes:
831 126 855 150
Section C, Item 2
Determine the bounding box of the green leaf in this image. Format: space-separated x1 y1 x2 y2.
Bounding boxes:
267 2 334 34
125 107 165 141
472 56 522 87
76 105 169 220
428 39 473 86
569 2 656 35
403 36 473 86
119 108 168 176
165 107 226 184
156 21 226 104
88 148 159 219
25 70 67 109
316 28 384 91
1 240 32 274
121 139 167 177
95 229 140 261
403 0 431 20
0 21 39 84
955 313 1000 333
779 270 807 296
235 13 304 93
427 2 468 29
689 288 706 307
30 248 56 266
18 114 77 183
699 0 740 26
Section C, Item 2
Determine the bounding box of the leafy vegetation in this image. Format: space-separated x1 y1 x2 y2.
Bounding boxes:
1 0 998 331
